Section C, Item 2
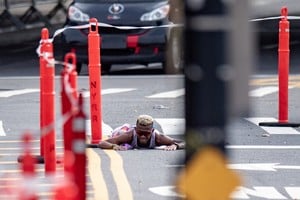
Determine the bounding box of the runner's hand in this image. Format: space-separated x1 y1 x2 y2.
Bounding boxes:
164 144 177 151
112 144 128 151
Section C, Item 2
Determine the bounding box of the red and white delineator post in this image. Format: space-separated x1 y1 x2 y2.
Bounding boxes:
19 28 56 167
20 133 36 177
39 28 47 159
61 52 78 174
259 7 300 127
278 6 290 123
52 151 78 200
72 94 87 200
19 132 39 200
52 177 78 200
88 18 102 143
41 28 57 173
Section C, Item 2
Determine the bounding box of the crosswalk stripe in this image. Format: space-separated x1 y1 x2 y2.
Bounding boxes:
249 86 278 97
146 89 184 98
246 117 300 135
85 120 113 136
0 121 6 136
226 145 300 149
284 187 300 199
0 86 292 99
232 186 290 199
155 118 185 135
0 88 39 98
149 185 300 199
82 88 137 97
249 86 294 97
0 146 63 150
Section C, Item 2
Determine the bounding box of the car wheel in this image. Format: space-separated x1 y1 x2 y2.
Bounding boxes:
164 28 184 74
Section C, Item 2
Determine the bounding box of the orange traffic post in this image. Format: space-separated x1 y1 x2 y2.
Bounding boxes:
39 28 48 159
61 52 78 173
72 94 87 200
278 7 289 123
17 28 48 165
88 18 102 143
68 53 78 98
19 132 39 200
52 179 77 200
259 7 300 127
20 132 36 177
52 151 77 200
42 30 56 174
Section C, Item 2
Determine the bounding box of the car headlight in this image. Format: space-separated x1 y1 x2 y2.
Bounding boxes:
140 5 170 21
68 5 90 22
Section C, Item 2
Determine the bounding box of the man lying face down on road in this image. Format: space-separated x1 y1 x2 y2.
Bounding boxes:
91 114 185 151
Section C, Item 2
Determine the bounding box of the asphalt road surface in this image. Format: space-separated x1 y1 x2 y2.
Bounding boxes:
1 41 300 199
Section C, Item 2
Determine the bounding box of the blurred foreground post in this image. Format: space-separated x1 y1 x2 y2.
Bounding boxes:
178 0 254 198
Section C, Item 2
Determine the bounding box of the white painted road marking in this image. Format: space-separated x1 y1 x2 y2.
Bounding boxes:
228 163 300 171
86 117 300 137
284 187 300 200
144 86 289 98
146 89 185 98
232 186 288 199
149 186 300 199
0 121 5 136
0 88 39 98
167 163 300 172
154 118 185 135
249 86 279 97
82 88 137 97
249 86 294 97
246 117 300 135
0 86 285 99
149 186 185 198
226 145 300 149
85 120 113 136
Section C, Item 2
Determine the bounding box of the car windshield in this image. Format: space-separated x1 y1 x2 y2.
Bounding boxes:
75 0 164 2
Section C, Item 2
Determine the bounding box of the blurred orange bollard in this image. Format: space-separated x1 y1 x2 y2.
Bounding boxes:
19 132 39 200
61 52 78 173
68 53 78 99
52 151 77 200
52 169 78 200
20 133 36 176
88 18 102 143
52 182 77 200
72 94 87 200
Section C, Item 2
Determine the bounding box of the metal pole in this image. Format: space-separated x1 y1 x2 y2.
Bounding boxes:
178 0 252 198
184 0 227 161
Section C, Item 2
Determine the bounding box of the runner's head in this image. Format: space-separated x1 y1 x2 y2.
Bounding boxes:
136 115 154 145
